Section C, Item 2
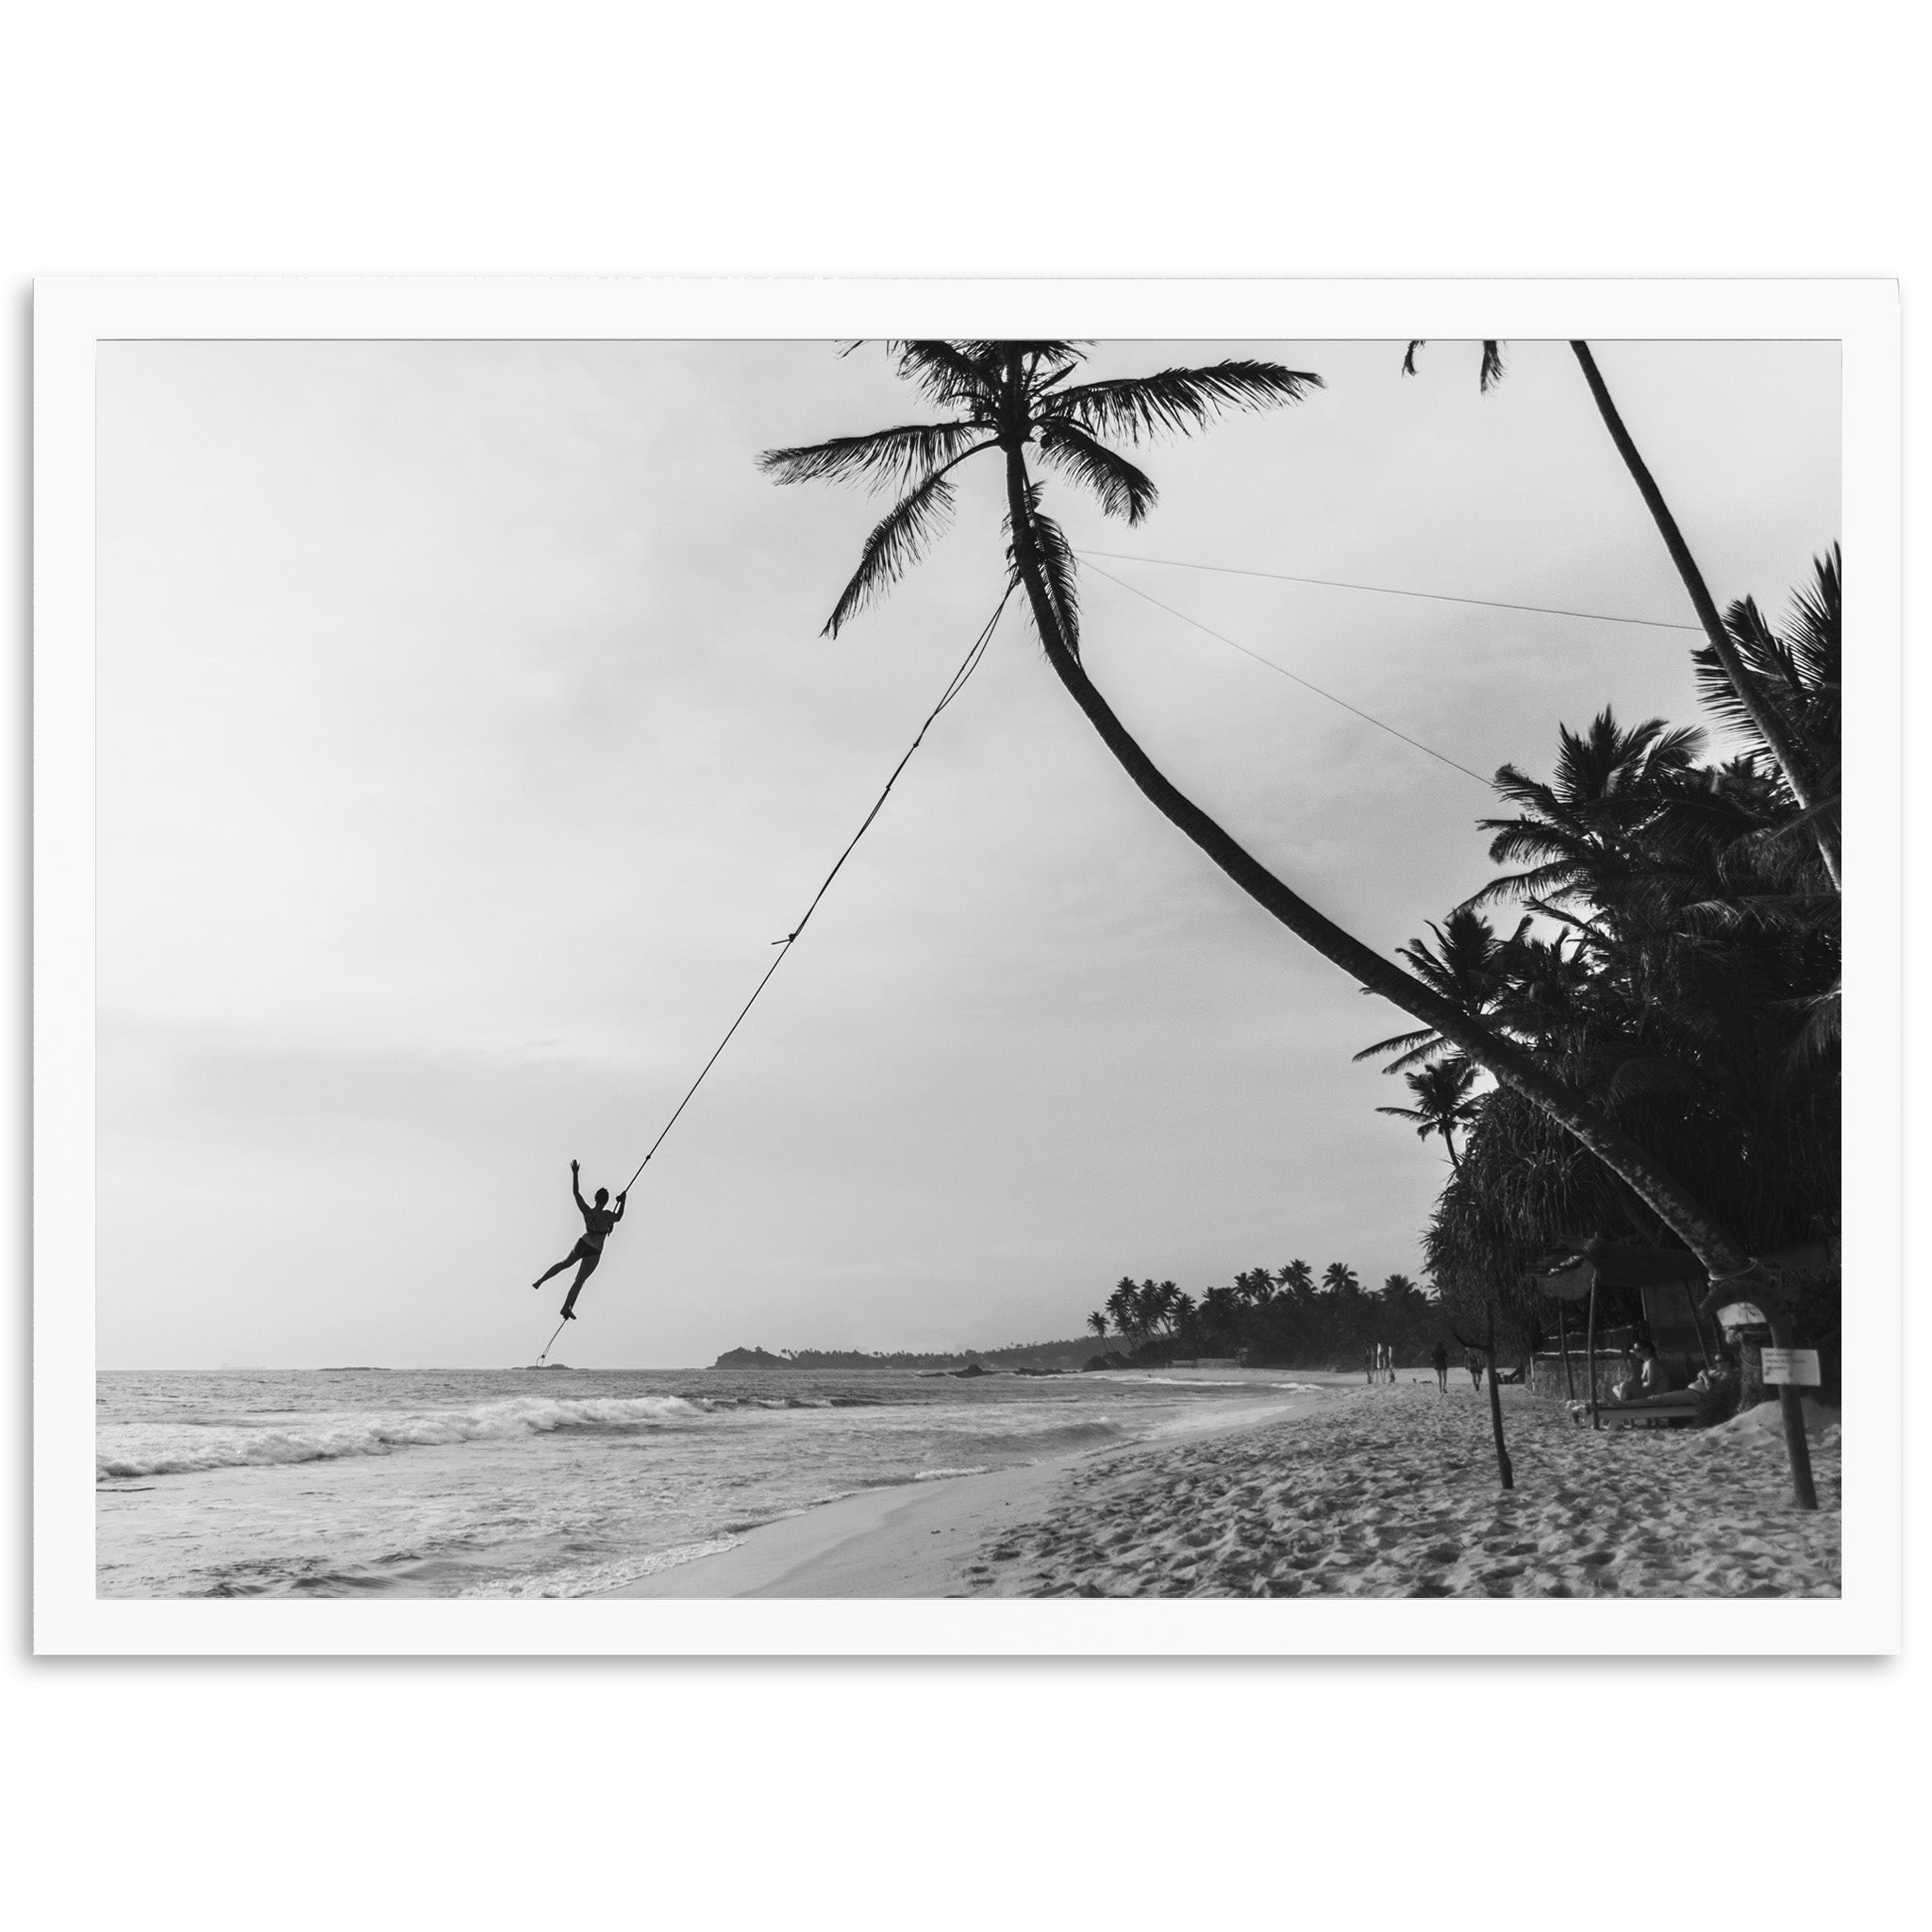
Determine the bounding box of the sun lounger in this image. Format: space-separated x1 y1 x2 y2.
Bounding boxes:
1595 1391 1706 1429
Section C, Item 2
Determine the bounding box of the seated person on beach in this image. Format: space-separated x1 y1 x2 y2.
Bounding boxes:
1609 1340 1672 1403
1690 1348 1740 1394
532 1159 626 1320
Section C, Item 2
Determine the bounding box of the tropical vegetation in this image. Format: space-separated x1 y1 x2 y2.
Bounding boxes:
1095 1265 1438 1369
1364 554 1842 1368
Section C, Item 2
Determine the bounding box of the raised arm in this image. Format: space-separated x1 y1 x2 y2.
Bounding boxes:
570 1158 590 1215
613 1191 628 1224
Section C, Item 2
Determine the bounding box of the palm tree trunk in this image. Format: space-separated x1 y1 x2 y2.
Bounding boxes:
1484 1302 1514 1489
1568 341 1840 888
1000 449 1758 1284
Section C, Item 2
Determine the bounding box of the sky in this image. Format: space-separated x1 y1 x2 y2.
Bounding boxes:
94 336 1840 1369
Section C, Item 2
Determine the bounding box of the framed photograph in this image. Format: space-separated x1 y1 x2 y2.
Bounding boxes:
35 277 1899 1655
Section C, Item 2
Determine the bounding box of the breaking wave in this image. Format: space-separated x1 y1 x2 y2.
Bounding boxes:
96 1394 702 1480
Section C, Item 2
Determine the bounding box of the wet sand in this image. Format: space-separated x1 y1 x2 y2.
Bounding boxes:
602 1373 1336 1599
603 1376 1840 1600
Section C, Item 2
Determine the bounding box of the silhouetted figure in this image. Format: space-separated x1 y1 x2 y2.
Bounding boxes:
1465 1348 1484 1391
1431 1341 1449 1392
533 1159 626 1321
1364 1346 1375 1386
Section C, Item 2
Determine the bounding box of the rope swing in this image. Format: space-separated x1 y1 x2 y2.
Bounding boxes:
532 587 1013 1362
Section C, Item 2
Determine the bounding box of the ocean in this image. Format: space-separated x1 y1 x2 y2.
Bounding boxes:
95 1365 1324 1598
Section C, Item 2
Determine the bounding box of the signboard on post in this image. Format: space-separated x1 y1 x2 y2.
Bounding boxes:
1761 1347 1821 1387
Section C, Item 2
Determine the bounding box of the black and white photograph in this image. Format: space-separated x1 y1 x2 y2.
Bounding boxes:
12 12 1926 1925
35 281 1895 1651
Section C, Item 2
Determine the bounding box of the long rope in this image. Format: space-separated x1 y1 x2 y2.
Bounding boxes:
1083 548 1703 633
533 589 1011 1363
617 586 1010 1197
635 580 1009 1187
1084 558 1493 787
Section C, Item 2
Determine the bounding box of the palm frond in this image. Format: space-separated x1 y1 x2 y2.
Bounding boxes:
888 341 997 411
1400 340 1507 391
1047 361 1321 444
823 469 961 637
1035 422 1158 523
1352 1025 1440 1065
1788 545 1840 691
1012 485 1081 655
1783 984 1840 1075
758 422 985 493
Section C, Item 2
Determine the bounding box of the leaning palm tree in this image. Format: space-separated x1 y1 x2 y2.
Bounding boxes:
758 341 1774 1300
1376 1058 1483 1174
1404 338 1840 887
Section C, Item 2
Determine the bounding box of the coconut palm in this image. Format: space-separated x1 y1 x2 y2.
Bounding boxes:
1275 1258 1316 1303
1351 908 1525 1074
1087 1309 1110 1352
1468 709 1707 917
760 340 1774 1296
1322 1261 1362 1297
1698 547 1840 851
1199 1283 1244 1353
1404 338 1840 887
1232 1266 1275 1307
1376 1058 1483 1174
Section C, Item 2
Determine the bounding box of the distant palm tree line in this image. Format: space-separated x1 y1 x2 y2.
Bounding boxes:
1091 1265 1436 1369
761 339 1838 1360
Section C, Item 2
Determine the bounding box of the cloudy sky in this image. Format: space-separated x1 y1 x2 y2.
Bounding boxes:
95 336 1839 1369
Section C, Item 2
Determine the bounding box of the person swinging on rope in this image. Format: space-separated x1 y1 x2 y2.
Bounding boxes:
533 1159 626 1321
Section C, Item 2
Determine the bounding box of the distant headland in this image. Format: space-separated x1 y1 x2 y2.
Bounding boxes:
712 1339 1098 1373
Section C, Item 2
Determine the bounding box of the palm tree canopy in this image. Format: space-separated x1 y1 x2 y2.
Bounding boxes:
759 341 1322 645
1376 1058 1483 1146
1695 546 1840 806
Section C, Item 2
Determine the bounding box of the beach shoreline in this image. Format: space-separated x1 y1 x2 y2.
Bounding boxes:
599 1377 1841 1601
599 1371 1342 1599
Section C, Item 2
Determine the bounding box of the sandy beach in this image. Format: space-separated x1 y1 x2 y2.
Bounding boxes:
605 1378 1840 1600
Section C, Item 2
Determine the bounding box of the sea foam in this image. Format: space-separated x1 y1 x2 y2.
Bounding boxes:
96 1393 702 1480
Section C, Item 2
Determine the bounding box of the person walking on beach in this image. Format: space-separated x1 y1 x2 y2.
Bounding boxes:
1431 1341 1450 1392
1364 1346 1376 1386
532 1159 626 1321
1465 1347 1485 1391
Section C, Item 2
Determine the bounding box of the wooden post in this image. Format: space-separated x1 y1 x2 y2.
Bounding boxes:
1761 1301 1819 1512
1585 1271 1600 1430
1558 1299 1574 1400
